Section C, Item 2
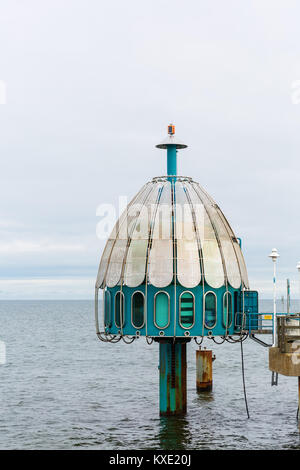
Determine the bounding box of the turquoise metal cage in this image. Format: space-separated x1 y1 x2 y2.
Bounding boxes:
101 283 243 338
95 125 253 415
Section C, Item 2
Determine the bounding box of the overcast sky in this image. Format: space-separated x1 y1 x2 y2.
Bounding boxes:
0 0 300 300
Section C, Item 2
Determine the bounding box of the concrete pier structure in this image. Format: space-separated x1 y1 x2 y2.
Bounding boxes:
269 347 300 376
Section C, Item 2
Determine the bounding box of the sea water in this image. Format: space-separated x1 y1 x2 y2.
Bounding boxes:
0 299 300 450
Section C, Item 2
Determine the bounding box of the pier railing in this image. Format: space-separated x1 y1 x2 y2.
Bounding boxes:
236 312 300 334
236 312 274 334
236 313 300 348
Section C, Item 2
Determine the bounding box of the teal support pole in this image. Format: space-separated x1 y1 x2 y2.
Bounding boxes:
159 340 187 415
167 145 177 177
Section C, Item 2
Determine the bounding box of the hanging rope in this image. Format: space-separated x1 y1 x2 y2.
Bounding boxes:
240 338 250 419
194 336 204 346
121 336 136 344
210 335 226 345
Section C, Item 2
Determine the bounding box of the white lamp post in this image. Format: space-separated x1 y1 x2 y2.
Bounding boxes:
269 248 280 347
297 262 300 311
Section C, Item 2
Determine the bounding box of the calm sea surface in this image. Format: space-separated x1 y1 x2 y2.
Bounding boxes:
0 299 300 450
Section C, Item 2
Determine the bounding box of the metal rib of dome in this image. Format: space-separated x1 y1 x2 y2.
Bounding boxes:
96 176 249 290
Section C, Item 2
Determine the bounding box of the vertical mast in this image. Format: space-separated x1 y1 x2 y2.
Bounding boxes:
155 124 188 181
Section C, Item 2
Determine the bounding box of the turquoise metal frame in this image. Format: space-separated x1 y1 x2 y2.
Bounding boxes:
103 283 241 338
167 145 177 178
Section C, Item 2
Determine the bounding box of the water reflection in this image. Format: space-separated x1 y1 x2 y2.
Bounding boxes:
158 416 191 449
195 389 214 402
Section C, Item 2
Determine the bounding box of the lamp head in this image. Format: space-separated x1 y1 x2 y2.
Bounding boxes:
269 248 280 262
156 124 188 149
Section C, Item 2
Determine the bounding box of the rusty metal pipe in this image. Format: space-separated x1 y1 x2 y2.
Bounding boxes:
196 348 213 392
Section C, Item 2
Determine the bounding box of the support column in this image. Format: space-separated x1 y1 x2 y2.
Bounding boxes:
159 340 187 416
196 348 213 392
167 145 177 177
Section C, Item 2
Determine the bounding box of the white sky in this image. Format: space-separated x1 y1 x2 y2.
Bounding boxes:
0 0 300 299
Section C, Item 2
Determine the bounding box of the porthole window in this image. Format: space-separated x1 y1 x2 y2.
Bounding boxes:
223 292 233 328
115 291 125 328
104 290 111 327
132 291 145 328
179 292 195 329
154 292 170 329
204 292 217 329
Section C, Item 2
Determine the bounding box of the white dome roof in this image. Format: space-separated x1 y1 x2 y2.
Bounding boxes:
96 176 249 290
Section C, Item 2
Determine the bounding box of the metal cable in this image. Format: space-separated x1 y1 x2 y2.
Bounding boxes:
119 185 155 338
241 339 250 419
122 336 136 344
184 182 205 343
194 336 204 346
144 182 164 338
